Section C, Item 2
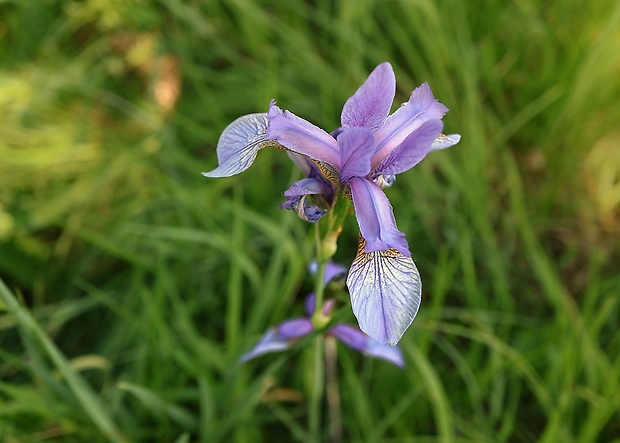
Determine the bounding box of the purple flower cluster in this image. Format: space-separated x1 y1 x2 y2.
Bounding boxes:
204 62 459 345
241 262 404 367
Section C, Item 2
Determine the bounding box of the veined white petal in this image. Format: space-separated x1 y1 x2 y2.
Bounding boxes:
346 238 421 346
431 133 461 151
203 113 282 178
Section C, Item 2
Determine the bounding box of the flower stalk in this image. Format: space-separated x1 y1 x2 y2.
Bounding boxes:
204 62 460 345
212 61 458 440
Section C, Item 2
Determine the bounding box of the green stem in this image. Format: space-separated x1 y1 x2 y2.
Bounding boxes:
313 233 328 313
325 335 342 443
309 223 327 441
309 334 325 442
308 196 351 441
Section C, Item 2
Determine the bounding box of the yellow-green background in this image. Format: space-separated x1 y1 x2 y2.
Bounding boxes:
1 1 619 441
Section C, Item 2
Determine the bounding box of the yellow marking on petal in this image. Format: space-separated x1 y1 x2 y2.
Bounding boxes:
347 235 422 345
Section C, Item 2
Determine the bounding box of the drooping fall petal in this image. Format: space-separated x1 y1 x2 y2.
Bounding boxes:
346 238 421 345
349 177 409 256
203 113 281 178
329 324 405 367
240 318 313 362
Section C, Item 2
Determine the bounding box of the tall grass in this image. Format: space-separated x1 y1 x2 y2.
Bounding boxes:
1 0 619 441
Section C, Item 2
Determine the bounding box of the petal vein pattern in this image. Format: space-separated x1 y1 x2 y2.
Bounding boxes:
347 239 421 345
202 113 281 178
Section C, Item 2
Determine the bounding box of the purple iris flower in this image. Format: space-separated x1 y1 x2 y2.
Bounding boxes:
203 62 459 345
266 63 459 255
240 262 404 367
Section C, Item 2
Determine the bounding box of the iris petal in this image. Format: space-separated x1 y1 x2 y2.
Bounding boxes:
239 329 291 363
277 318 314 340
203 113 281 178
375 119 444 176
431 133 462 151
341 62 396 132
329 324 367 352
323 261 348 286
365 339 405 367
337 127 375 183
267 102 341 168
346 238 422 345
280 195 326 222
329 324 404 366
280 178 331 222
283 178 330 198
349 178 409 256
372 83 449 168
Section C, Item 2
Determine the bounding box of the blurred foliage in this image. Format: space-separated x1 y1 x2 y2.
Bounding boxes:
1 0 619 442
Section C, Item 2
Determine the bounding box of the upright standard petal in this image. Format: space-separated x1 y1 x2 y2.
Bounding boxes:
346 238 422 345
375 119 444 176
203 113 281 178
341 62 396 132
372 83 449 168
349 177 409 256
337 127 375 183
267 102 341 168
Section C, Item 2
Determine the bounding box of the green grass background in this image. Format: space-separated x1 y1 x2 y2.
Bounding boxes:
1 0 620 441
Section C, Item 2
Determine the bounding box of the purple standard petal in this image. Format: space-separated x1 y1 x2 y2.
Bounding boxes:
349 178 409 256
341 62 396 132
375 119 444 177
372 83 449 168
240 329 291 363
267 102 341 168
346 238 422 345
203 113 280 178
337 127 375 183
329 324 404 367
